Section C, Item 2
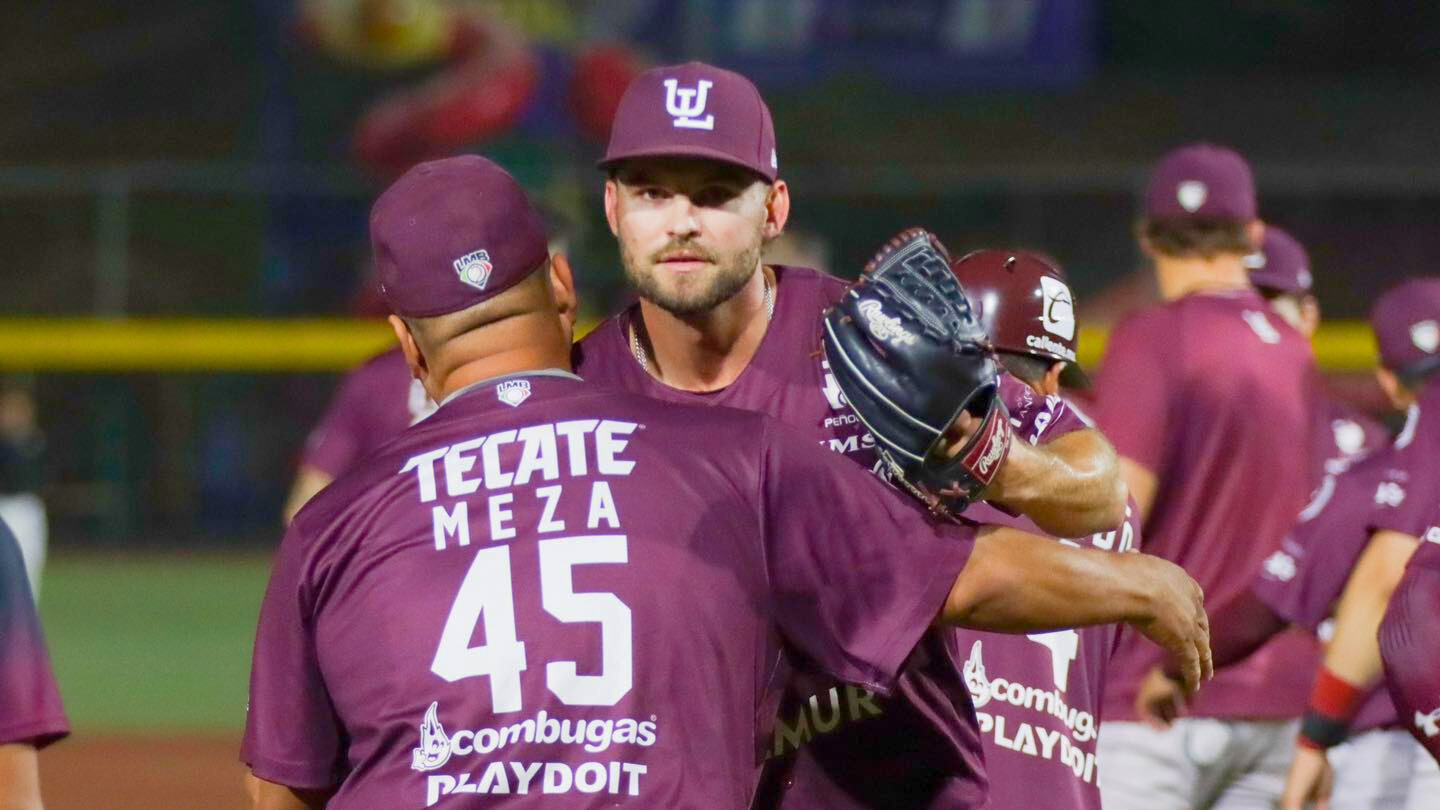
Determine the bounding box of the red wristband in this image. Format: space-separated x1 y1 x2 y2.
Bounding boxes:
1297 667 1364 750
1308 666 1364 721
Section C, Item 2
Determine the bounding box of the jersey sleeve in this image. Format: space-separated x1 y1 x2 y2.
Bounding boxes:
241 521 345 790
1252 460 1390 629
0 521 67 748
299 368 375 478
756 419 975 693
1090 310 1173 474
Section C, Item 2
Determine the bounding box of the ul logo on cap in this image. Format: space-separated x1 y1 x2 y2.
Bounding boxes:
664 78 715 131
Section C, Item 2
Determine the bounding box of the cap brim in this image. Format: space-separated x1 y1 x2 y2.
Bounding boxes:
597 144 776 182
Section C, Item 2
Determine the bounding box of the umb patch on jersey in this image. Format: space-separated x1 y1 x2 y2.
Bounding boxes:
454 249 494 291
496 379 531 407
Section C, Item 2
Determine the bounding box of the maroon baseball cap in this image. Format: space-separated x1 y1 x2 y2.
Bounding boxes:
1246 225 1313 296
372 155 550 318
599 61 778 182
1371 278 1440 376
1143 143 1257 221
950 249 1090 388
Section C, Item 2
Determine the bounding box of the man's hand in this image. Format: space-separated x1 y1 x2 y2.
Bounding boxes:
1279 746 1334 810
1135 666 1188 729
1128 553 1213 693
942 529 1212 691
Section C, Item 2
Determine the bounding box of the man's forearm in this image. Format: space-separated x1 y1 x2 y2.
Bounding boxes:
987 428 1126 537
0 743 42 810
942 528 1156 632
1320 530 1419 688
1170 587 1287 676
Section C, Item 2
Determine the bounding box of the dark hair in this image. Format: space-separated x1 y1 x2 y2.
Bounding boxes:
1139 217 1254 259
998 351 1058 386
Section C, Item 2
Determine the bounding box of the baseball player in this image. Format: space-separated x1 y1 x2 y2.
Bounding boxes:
1380 508 1440 767
241 156 1210 810
1135 278 1440 809
0 384 47 600
1092 143 1323 810
1263 280 1440 809
0 516 68 808
946 249 1145 810
1247 225 1389 464
572 63 1146 809
575 60 1128 542
283 347 438 524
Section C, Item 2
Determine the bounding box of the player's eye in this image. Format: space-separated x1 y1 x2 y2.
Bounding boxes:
692 185 744 207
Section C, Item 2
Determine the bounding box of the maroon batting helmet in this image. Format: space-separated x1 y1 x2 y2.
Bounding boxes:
950 249 1090 388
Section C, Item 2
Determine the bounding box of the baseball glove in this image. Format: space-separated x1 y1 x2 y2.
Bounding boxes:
821 228 1012 516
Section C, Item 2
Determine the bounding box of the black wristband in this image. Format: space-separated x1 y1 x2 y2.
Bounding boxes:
1299 710 1350 750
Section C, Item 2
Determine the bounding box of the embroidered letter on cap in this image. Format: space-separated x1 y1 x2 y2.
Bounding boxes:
663 78 715 130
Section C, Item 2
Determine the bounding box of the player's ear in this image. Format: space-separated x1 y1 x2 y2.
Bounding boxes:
388 315 429 382
1301 296 1321 337
603 179 621 236
1042 362 1065 397
1374 366 1413 411
547 253 580 336
762 179 790 241
1247 220 1266 253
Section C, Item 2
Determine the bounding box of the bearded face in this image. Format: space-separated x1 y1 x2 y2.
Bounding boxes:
607 158 772 318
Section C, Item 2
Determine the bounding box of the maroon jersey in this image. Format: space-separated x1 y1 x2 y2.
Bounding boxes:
955 395 1139 810
1381 525 1440 765
0 519 67 748
301 347 437 477
1258 386 1440 732
578 266 1118 810
1092 290 1322 721
242 372 973 810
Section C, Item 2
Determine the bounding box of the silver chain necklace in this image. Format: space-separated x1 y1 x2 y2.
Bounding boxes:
631 270 775 374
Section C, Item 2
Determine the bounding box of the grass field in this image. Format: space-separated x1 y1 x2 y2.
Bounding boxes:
39 551 275 732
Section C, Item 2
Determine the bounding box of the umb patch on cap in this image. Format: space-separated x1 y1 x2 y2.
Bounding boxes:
1177 180 1208 213
1038 276 1076 341
496 379 531 407
663 78 715 130
1243 251 1266 270
1411 320 1440 354
453 249 494 291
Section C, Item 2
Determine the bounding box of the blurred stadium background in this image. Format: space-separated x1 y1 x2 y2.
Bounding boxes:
7 1 1440 806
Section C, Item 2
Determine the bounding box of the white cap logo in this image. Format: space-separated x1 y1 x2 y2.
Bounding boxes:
1411 320 1440 354
453 249 493 291
1243 251 1266 270
1038 276 1076 340
1177 180 1208 213
663 78 714 130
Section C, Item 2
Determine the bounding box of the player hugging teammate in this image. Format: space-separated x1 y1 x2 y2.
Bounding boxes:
244 59 1440 810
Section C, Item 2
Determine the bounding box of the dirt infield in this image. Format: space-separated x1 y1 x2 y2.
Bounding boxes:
41 733 248 810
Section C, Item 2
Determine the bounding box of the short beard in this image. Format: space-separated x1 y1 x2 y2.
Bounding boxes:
621 239 764 319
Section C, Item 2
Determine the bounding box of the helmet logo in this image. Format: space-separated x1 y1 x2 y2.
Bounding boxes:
1038 276 1075 340
1411 320 1439 353
1177 180 1208 212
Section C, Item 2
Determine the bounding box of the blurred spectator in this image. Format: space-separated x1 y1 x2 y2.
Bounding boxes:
0 384 45 600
